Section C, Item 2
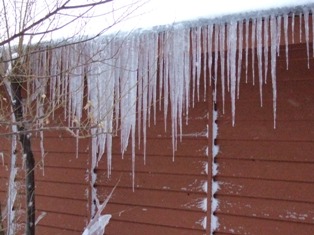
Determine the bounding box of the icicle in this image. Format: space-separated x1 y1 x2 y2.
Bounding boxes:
119 38 131 157
283 14 289 70
191 27 201 105
207 24 214 86
303 9 310 68
191 28 197 106
112 40 121 137
245 19 249 83
177 29 185 143
139 31 158 163
213 25 219 102
251 18 256 85
256 18 263 107
33 48 49 171
169 29 178 158
110 35 138 189
196 26 202 102
270 15 278 129
292 12 295 44
62 46 70 121
264 16 269 84
147 35 153 128
163 31 170 132
49 49 57 119
87 38 116 177
129 36 139 191
202 26 208 99
171 33 178 157
148 32 158 126
158 32 164 110
137 37 144 150
219 24 226 113
312 8 314 57
169 28 186 159
276 15 282 56
237 20 243 99
226 23 231 92
183 28 191 124
69 43 85 159
299 13 303 43
105 40 116 176
227 21 238 126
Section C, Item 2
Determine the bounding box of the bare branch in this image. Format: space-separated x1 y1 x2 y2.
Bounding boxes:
0 0 113 47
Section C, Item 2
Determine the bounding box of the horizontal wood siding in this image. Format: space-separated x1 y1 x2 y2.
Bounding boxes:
97 97 211 234
0 130 90 234
215 43 314 234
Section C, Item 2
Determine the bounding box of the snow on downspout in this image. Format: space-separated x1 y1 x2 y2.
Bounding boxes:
211 106 219 233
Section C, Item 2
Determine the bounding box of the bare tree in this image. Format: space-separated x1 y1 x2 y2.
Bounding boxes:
0 1 145 234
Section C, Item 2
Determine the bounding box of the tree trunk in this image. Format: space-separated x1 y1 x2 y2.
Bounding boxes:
11 63 35 235
20 134 35 235
0 203 4 235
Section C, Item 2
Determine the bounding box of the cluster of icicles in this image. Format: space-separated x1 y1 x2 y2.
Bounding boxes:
23 7 314 191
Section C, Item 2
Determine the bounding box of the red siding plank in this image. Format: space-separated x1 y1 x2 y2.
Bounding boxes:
104 204 206 231
217 177 314 203
216 213 314 235
217 195 314 224
105 220 206 235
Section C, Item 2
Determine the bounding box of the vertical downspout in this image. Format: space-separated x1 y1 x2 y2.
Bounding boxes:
207 91 219 234
211 102 219 234
206 97 213 235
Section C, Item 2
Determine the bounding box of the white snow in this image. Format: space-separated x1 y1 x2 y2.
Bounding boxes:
85 0 314 36
211 108 219 233
4 0 314 44
82 214 111 235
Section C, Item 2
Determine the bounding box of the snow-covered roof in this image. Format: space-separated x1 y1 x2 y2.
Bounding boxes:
102 0 314 34
22 0 314 41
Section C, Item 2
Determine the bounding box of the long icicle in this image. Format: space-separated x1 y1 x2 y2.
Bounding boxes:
237 20 243 99
256 17 264 107
219 23 226 113
213 25 219 103
264 16 269 84
270 15 278 129
283 13 289 70
251 18 256 85
227 21 238 126
303 9 310 68
245 19 249 83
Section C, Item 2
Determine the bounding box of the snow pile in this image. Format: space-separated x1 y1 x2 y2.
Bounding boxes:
82 214 111 235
